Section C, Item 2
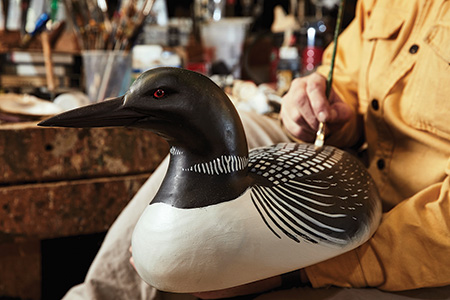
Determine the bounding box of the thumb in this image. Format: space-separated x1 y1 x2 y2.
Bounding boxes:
325 89 354 124
328 101 353 124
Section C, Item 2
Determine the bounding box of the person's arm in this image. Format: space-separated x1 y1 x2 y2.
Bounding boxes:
306 166 450 290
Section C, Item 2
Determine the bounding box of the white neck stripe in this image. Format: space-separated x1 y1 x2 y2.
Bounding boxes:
182 155 248 175
170 147 184 156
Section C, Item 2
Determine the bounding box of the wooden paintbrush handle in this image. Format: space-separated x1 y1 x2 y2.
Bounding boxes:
41 31 56 94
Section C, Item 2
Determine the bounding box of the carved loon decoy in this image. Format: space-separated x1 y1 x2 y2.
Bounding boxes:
39 67 381 293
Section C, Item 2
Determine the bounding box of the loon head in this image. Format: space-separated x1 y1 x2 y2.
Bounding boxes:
39 67 248 159
39 67 251 208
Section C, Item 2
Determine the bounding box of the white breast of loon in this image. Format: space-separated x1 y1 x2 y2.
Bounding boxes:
132 143 381 293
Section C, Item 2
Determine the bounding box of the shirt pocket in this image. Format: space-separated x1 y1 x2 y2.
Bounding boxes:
425 23 450 62
363 8 405 40
400 22 450 140
359 6 406 113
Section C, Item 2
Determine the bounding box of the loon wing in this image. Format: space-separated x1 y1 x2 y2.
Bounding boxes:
248 143 378 247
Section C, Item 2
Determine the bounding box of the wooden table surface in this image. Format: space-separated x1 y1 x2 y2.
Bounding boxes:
0 122 169 299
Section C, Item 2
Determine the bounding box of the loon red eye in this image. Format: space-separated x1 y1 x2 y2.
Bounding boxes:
153 89 165 98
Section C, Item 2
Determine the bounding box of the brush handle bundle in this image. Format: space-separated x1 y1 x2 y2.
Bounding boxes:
64 0 155 51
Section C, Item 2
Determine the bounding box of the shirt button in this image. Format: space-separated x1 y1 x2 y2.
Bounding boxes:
371 99 379 110
377 159 385 170
409 44 419 54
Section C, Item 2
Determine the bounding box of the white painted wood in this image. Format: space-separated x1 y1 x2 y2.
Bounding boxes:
132 188 379 293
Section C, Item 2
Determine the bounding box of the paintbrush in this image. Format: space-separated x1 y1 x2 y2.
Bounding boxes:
123 0 155 51
2 0 9 31
41 30 57 100
20 0 31 36
62 0 154 51
21 12 50 48
314 0 345 149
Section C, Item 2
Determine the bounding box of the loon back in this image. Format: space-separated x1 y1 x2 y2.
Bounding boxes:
248 143 380 245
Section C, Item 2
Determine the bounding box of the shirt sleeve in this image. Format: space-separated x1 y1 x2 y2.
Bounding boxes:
305 160 450 291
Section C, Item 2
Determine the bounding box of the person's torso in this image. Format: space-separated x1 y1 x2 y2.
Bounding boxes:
359 0 450 209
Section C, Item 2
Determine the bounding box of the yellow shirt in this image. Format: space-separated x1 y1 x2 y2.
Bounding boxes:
304 0 450 291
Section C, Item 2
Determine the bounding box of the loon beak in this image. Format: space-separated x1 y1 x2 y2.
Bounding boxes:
38 96 144 128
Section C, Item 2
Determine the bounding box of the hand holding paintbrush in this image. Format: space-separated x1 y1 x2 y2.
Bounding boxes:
280 0 352 146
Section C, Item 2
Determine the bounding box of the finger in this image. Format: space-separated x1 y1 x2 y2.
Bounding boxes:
280 93 304 125
281 77 318 131
129 256 136 269
281 113 317 142
306 73 330 123
328 97 353 124
284 77 308 124
129 246 137 269
296 93 320 131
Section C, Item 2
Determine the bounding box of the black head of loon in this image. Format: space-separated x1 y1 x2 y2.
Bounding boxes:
39 67 248 161
39 67 251 207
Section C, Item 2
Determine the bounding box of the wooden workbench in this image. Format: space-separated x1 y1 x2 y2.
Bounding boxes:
0 122 168 299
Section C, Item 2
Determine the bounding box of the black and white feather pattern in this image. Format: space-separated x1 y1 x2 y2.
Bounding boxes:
182 155 249 175
249 143 376 246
